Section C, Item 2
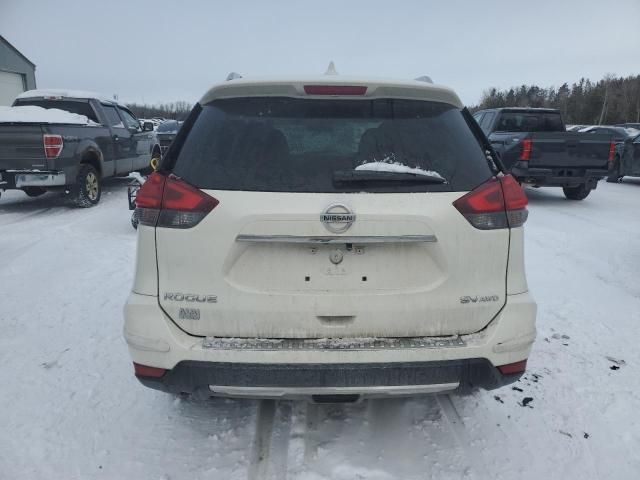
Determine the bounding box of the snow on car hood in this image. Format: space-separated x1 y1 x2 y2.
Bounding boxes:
355 160 444 179
0 106 99 125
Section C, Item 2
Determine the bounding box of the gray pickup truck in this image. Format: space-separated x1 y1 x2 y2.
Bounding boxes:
473 107 614 200
0 90 161 206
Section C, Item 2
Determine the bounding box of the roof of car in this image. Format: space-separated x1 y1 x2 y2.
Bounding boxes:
477 107 559 113
199 75 463 108
15 89 117 104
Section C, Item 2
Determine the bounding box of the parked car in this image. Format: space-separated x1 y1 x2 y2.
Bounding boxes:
156 119 183 155
473 108 614 200
124 75 537 402
616 123 640 130
604 130 640 182
0 89 161 206
577 126 640 182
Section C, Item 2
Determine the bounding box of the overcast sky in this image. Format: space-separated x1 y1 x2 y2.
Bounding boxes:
2 0 639 106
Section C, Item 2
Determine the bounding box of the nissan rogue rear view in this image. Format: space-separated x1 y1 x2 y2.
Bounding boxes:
123 76 537 401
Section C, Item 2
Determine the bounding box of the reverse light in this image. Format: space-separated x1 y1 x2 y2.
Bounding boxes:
303 85 367 95
43 134 64 158
519 138 532 161
135 173 219 229
133 362 167 378
453 175 528 230
497 359 528 375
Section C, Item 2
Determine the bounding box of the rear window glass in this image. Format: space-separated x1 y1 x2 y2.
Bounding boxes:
13 99 99 123
157 120 180 133
495 112 564 132
167 98 492 193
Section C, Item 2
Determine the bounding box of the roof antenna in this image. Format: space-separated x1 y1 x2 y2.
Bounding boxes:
226 72 242 81
325 61 338 75
415 75 433 84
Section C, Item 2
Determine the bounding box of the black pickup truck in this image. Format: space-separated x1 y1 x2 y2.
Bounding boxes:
473 108 614 200
0 90 161 206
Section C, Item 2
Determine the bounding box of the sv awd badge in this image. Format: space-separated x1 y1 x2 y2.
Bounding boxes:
460 295 500 304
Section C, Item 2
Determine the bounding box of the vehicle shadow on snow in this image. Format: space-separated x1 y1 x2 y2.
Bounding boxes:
0 177 132 214
523 187 570 204
173 393 484 477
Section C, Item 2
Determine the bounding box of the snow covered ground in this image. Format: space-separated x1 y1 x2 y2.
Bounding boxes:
0 179 639 479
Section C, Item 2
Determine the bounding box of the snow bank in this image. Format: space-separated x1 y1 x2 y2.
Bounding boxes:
356 159 444 179
0 106 99 125
16 88 115 103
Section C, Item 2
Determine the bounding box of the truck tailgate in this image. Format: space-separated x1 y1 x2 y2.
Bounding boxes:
528 132 611 169
0 124 47 171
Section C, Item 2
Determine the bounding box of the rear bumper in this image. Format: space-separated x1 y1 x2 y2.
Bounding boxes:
511 163 607 187
136 359 523 398
0 170 66 189
124 291 536 398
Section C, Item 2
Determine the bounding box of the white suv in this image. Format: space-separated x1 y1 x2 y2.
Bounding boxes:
124 75 536 401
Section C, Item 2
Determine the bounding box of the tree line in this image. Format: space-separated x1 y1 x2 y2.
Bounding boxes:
475 74 640 125
125 101 192 120
125 73 640 126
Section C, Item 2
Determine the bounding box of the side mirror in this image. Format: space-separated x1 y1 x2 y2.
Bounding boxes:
143 121 154 132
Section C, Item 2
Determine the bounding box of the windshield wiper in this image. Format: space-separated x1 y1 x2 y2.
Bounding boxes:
333 170 446 184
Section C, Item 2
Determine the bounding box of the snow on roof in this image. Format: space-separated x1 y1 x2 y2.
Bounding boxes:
200 75 463 108
0 106 99 125
16 89 116 103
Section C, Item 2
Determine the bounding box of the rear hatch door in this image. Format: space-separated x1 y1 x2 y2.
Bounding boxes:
155 95 509 338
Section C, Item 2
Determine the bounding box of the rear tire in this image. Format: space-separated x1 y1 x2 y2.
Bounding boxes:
563 184 591 200
140 149 161 175
131 209 139 229
22 187 46 197
72 164 101 207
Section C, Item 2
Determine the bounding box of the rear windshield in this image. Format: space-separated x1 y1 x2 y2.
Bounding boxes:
13 99 99 123
166 98 492 193
494 112 564 132
157 120 180 133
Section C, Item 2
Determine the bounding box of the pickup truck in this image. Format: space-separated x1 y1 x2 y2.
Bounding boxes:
473 107 614 200
0 89 161 206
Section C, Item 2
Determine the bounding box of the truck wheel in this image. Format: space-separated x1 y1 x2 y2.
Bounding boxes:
22 187 46 197
73 164 102 207
131 209 139 229
140 149 161 175
563 184 591 200
606 157 623 183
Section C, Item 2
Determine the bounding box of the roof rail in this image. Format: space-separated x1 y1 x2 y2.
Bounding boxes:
226 72 242 81
415 75 433 84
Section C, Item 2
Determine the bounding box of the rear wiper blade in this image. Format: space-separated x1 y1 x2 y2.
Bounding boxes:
333 170 446 184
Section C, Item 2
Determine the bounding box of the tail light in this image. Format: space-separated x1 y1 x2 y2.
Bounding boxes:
608 141 616 164
135 173 219 228
497 359 528 375
133 362 167 378
43 134 63 158
453 174 528 230
304 85 367 95
519 138 532 161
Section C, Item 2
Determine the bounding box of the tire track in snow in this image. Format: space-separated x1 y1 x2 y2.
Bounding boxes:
436 394 492 476
248 399 278 480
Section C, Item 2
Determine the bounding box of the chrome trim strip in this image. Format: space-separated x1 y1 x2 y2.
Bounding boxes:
202 336 465 351
235 234 437 244
209 383 459 398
